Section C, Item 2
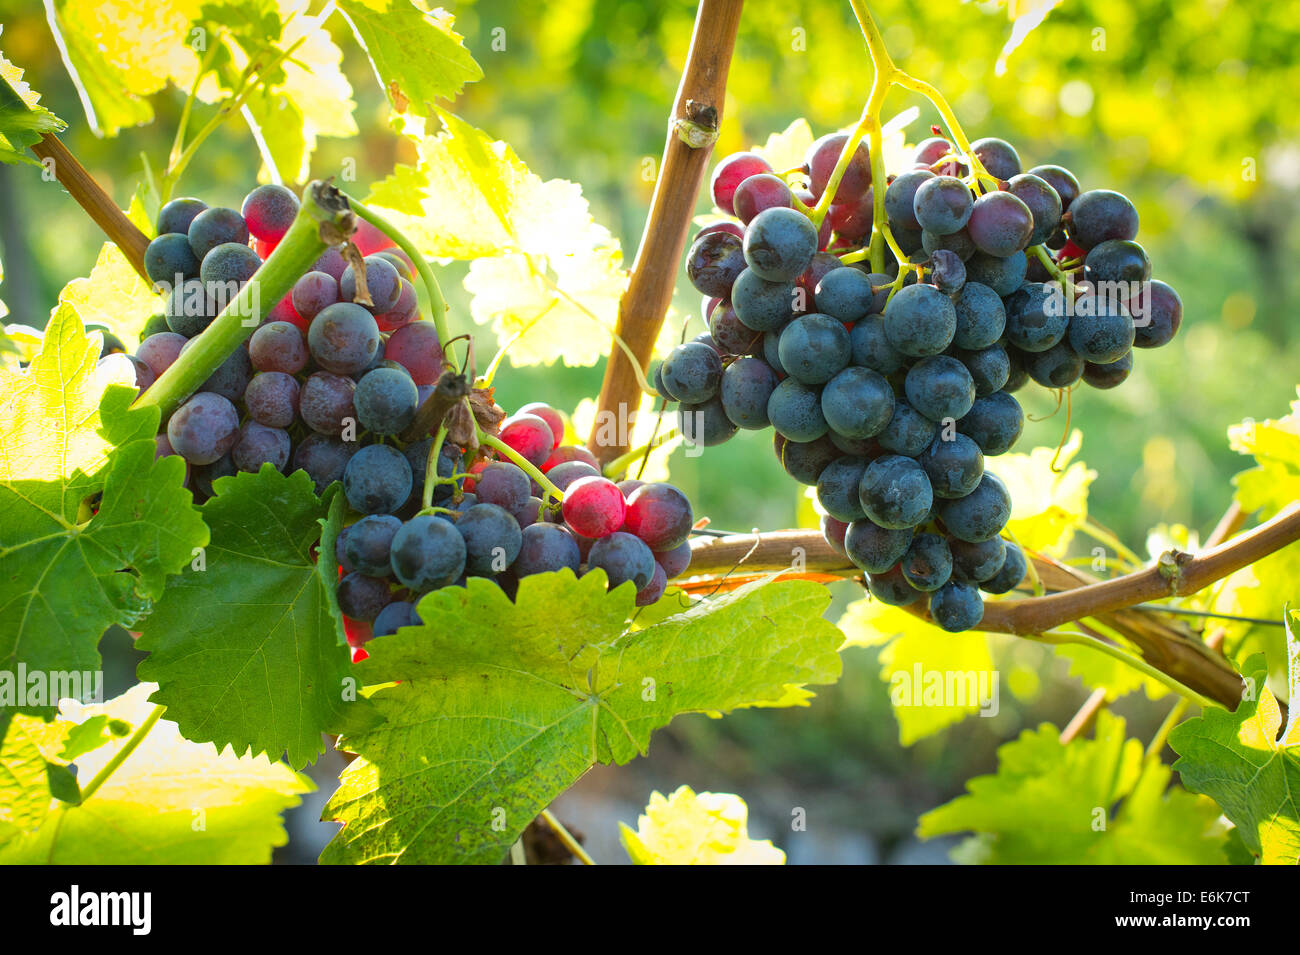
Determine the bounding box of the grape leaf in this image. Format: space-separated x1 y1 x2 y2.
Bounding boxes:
1171 647 1300 865
0 308 208 718
137 468 369 770
57 242 161 346
0 58 65 166
0 683 311 864
321 573 842 864
1228 389 1300 519
620 785 785 865
338 0 482 117
919 710 1227 863
368 109 627 366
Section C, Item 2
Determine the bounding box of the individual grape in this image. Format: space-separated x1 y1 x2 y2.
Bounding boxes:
624 483 693 551
293 433 356 493
883 169 935 231
1028 165 1080 210
586 532 656 591
859 454 933 530
707 302 761 357
386 322 444 385
762 327 787 374
1006 174 1063 246
1082 351 1133 390
928 249 966 295
562 476 626 538
920 433 984 499
157 197 207 236
905 355 976 423
970 137 1021 180
375 248 416 283
139 314 171 341
866 565 925 606
499 414 556 468
981 540 1027 594
845 518 913 574
341 255 402 313
373 600 422 638
337 572 393 622
941 473 1011 543
188 207 249 261
510 496 546 530
1004 349 1029 393
342 515 402 578
806 132 871 202
241 184 299 243
883 284 957 357
711 152 773 215
291 271 340 321
167 392 240 465
720 356 780 429
636 563 669 606
165 278 217 337
732 269 795 332
308 302 381 375
354 366 419 435
820 366 894 440
692 332 723 356
815 456 868 522
313 247 348 281
616 479 645 498
543 444 600 472
964 250 1027 296
300 372 356 436
1023 339 1085 388
957 392 1024 456
743 207 818 282
821 515 849 558
732 173 794 224
351 219 396 256
828 189 875 242
455 503 523 576
814 267 875 323
767 377 828 442
232 421 290 474
178 338 252 403
1004 282 1069 352
1067 189 1139 249
686 230 747 297
900 533 953 592
679 395 739 447
136 332 187 379
191 452 237 499
967 191 1034 257
949 536 1006 584
390 515 467 591
514 523 582 577
244 371 300 427
1084 239 1151 287
929 580 985 632
144 233 201 289
1127 280 1182 348
912 175 972 235
959 344 1011 397
660 342 723 403
1068 296 1135 364
877 399 939 456
923 226 977 262
777 313 851 385
344 444 413 514
951 282 1006 350
509 403 563 449
773 433 838 485
849 316 905 374
249 321 308 374
100 352 154 393
656 540 693 579
544 461 600 499
474 461 532 512
913 136 952 166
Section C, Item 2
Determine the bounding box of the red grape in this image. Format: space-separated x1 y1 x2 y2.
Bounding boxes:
386 321 443 385
562 476 626 538
711 152 773 215
499 414 555 468
517 403 565 448
733 174 793 224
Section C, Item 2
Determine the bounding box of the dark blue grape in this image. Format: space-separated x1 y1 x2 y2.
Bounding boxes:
820 366 893 439
923 226 976 262
1084 240 1151 290
655 540 692 579
292 271 340 321
949 536 1006 584
1082 351 1133 389
971 137 1021 180
390 515 467 590
373 600 422 637
686 230 746 297
866 565 925 606
981 540 1027 594
145 233 200 289
309 302 381 375
1004 282 1069 352
199 242 261 292
1068 296 1135 364
732 269 795 331
844 518 913 574
940 473 1011 543
1067 190 1139 250
859 454 933 529
885 169 935 231
905 356 976 423
165 278 217 337
188 207 249 261
232 421 290 473
928 580 985 632
901 532 953 592
1006 174 1063 247
767 377 828 442
1023 339 1085 388
678 395 738 446
337 572 392 622
849 316 905 374
883 284 956 357
919 433 984 499
404 439 462 505
293 434 356 493
587 531 655 590
952 282 1006 350
968 191 1034 257
964 251 1026 296
813 267 876 323
959 344 1011 397
957 392 1024 456
157 197 207 236
720 356 779 429
355 366 419 435
344 514 402 577
913 175 973 236
762 326 788 374
1004 349 1029 393
777 313 851 385
456 503 523 576
1129 280 1182 349
816 456 869 522
773 433 838 485
877 399 939 456
344 444 413 515
1027 165 1080 210
743 206 818 282
661 341 723 403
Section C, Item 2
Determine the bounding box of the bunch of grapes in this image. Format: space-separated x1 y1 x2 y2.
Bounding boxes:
102 185 695 660
667 131 1182 631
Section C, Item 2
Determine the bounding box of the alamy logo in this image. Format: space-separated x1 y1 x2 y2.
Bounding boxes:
889 664 1000 716
0 664 103 708
49 885 151 935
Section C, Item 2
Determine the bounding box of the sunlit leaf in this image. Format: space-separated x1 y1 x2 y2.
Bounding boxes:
620 785 785 865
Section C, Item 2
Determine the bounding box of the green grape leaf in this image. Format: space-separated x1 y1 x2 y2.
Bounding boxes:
0 309 208 718
0 717 58 843
59 713 131 761
137 468 368 769
368 109 627 366
57 242 161 347
1171 649 1300 865
0 62 65 165
242 85 307 185
338 0 482 118
1212 544 1299 682
1228 390 1300 518
322 573 843 864
920 710 1226 863
0 683 312 864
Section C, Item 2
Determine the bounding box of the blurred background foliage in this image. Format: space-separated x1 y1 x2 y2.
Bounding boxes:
1 0 1295 862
